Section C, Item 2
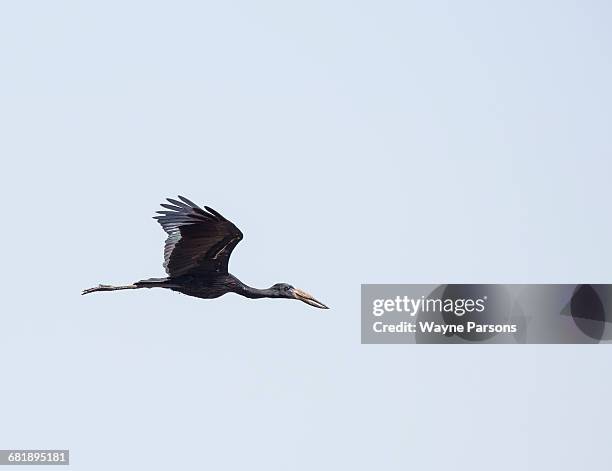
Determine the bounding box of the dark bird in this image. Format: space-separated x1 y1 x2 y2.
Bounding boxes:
82 196 329 309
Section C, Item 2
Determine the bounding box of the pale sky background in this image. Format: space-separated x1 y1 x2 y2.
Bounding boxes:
1 1 611 469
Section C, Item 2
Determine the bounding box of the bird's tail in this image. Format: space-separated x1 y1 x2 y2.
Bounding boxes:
81 277 170 295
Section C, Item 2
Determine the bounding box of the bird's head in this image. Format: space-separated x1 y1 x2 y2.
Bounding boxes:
269 283 329 309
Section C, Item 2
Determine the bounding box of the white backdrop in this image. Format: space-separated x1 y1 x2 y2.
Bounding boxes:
1 1 611 469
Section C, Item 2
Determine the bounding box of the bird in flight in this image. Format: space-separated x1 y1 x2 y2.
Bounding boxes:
82 196 328 309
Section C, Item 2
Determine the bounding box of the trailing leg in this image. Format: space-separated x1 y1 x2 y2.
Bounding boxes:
81 277 172 295
81 284 140 295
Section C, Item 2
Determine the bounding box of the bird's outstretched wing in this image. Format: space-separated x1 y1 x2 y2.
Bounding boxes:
153 196 243 276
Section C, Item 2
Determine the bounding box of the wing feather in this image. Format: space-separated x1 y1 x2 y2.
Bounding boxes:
153 196 243 276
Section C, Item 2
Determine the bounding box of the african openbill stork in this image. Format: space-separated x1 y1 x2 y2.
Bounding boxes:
82 196 328 309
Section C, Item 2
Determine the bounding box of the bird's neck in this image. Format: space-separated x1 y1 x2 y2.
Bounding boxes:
231 276 277 299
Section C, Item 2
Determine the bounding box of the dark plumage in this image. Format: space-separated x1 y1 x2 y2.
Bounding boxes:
82 196 328 309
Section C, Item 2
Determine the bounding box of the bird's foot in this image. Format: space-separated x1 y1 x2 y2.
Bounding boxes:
81 284 112 295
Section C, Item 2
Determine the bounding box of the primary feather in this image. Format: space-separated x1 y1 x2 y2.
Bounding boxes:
153 195 243 276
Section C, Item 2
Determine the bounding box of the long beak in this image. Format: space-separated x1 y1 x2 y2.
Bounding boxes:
292 288 329 309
